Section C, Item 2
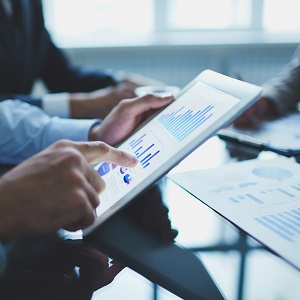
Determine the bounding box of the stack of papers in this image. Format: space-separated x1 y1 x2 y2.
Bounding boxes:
168 156 300 270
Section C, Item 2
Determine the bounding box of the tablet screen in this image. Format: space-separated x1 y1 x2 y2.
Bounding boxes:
91 80 240 225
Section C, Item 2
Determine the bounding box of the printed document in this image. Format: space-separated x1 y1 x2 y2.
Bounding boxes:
168 156 300 270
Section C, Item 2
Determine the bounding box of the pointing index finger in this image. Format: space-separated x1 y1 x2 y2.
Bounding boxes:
73 141 139 166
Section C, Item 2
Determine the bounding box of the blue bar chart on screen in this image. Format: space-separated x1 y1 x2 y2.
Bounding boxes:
127 102 217 171
158 105 214 142
129 133 161 169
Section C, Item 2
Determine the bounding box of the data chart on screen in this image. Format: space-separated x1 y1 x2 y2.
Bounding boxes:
93 81 240 218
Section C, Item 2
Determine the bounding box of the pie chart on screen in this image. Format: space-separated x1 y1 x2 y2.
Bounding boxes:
120 167 128 174
123 174 132 185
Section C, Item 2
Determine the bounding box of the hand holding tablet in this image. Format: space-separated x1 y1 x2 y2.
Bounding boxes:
84 70 262 235
89 94 174 146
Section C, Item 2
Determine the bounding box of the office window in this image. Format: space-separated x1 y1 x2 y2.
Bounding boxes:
263 0 300 31
167 0 251 30
42 0 300 46
44 0 153 37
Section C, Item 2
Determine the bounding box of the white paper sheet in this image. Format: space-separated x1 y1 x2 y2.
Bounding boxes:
168 156 300 270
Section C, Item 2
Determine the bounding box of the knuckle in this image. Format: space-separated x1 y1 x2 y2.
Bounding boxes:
98 179 106 194
93 196 100 209
92 173 106 195
118 99 131 109
52 139 73 150
72 189 89 209
143 93 156 101
72 197 95 227
84 212 96 227
119 150 128 161
97 141 110 155
69 172 86 187
60 148 83 166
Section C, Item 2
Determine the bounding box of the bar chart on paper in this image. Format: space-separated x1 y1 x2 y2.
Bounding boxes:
158 104 215 141
226 187 298 206
210 166 297 207
255 208 300 242
129 133 161 169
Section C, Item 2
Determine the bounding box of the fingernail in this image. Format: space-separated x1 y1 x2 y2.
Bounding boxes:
131 156 139 164
162 93 171 97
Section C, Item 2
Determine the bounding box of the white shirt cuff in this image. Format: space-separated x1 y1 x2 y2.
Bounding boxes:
42 93 70 118
45 118 100 147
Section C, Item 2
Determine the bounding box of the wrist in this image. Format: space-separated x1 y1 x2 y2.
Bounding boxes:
88 124 101 141
70 92 91 119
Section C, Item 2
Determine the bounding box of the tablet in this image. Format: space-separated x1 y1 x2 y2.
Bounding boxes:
83 70 262 235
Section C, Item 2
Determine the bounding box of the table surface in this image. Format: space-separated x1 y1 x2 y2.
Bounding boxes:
1 136 300 300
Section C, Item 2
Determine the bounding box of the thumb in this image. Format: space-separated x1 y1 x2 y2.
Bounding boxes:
124 94 174 116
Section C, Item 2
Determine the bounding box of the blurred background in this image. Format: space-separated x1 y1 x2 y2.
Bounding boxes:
41 0 299 89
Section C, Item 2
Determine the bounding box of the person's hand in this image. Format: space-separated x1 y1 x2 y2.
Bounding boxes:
233 97 279 129
89 94 174 146
70 82 138 119
69 74 166 120
0 140 138 238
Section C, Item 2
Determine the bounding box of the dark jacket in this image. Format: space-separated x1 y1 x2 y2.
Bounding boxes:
0 0 116 107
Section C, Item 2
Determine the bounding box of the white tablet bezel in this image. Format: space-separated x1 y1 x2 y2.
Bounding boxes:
83 70 262 236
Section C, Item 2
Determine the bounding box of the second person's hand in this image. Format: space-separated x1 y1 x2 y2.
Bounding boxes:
233 97 279 129
89 94 174 146
70 82 138 119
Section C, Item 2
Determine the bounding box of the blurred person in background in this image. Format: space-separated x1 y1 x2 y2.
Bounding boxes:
234 44 300 128
0 0 162 120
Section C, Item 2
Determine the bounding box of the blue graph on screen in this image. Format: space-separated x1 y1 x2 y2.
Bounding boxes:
158 105 214 141
129 134 160 169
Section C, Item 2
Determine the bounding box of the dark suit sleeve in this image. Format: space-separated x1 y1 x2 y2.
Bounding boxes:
0 95 42 107
261 45 300 114
0 0 118 107
40 31 118 93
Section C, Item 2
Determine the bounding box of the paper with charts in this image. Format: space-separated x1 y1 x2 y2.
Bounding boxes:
168 156 300 270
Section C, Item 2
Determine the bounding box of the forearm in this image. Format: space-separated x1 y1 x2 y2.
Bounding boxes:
69 86 121 119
